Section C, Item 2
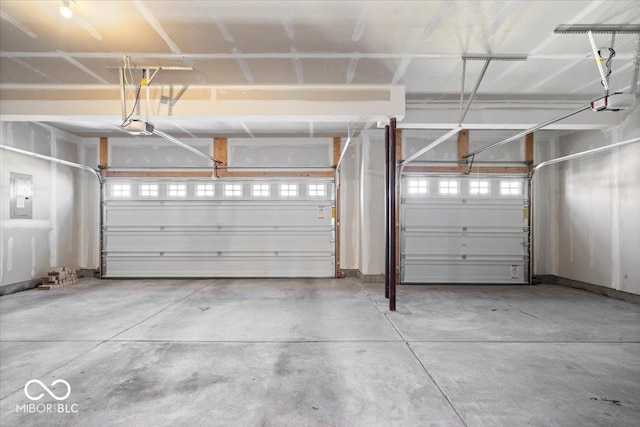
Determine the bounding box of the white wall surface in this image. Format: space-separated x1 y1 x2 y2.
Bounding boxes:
532 131 559 276
534 106 640 295
109 137 213 168
403 129 527 163
228 138 333 167
359 131 386 276
0 122 100 286
339 138 361 271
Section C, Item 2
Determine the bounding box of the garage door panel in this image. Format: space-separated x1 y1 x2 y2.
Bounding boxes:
104 256 334 278
401 175 529 284
102 179 335 278
402 259 527 284
105 231 333 252
403 232 526 255
404 203 527 228
105 203 332 227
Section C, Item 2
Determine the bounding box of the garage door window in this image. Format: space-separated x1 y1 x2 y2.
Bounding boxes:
308 183 326 197
196 184 214 198
140 184 159 198
469 180 489 195
224 184 243 197
112 184 131 198
168 184 187 198
407 178 428 196
252 184 270 197
280 184 298 197
500 180 521 196
438 180 458 195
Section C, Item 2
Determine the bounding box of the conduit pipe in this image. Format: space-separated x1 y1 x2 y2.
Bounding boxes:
0 144 103 182
528 136 640 285
530 137 639 178
463 105 591 159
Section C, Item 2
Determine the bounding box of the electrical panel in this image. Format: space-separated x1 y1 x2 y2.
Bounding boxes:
10 172 33 219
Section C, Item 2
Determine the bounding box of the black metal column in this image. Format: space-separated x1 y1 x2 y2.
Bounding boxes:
389 118 397 311
384 125 390 299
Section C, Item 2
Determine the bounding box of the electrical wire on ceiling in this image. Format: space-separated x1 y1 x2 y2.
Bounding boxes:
120 54 143 127
597 39 616 93
120 73 142 127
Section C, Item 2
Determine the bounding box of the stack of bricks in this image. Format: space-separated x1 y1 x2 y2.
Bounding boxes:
39 267 79 290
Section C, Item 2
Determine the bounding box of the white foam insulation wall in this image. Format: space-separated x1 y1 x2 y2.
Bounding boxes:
0 122 99 287
534 106 640 295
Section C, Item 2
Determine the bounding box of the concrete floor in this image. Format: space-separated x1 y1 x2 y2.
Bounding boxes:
0 278 639 426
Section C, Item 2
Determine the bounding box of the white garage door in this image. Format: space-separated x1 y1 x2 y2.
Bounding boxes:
102 179 335 278
401 175 529 284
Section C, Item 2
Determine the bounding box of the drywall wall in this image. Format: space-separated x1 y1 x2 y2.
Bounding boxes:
229 138 332 167
78 141 101 270
403 129 527 163
359 130 386 276
108 137 213 168
339 137 361 271
0 122 98 287
535 106 640 295
532 131 559 276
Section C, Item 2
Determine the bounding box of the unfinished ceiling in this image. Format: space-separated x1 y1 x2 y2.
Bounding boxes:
1 0 639 137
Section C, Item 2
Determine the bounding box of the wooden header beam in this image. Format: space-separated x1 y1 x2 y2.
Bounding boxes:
333 137 341 167
458 129 469 164
525 132 534 171
99 137 108 177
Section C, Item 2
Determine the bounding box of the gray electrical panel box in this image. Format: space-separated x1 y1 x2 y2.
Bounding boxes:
10 172 33 219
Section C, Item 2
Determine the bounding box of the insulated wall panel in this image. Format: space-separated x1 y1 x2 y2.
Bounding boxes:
401 175 529 284
102 179 335 278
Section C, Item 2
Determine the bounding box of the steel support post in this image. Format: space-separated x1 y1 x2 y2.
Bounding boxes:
389 118 397 311
384 125 390 299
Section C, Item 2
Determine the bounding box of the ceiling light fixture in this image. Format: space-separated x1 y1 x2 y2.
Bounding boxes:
60 0 75 19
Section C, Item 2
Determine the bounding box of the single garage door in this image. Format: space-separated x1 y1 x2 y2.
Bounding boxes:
401 174 529 284
102 178 335 278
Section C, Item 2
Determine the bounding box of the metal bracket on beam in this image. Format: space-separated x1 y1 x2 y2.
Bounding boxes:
458 54 527 125
554 24 640 34
554 24 640 95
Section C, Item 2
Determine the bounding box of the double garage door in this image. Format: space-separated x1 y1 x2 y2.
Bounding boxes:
102 179 335 278
401 175 530 284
